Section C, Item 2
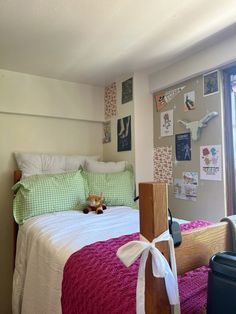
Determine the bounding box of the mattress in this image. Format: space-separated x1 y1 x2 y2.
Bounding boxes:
12 207 188 314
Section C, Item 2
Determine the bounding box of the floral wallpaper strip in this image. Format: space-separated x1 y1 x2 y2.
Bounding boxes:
153 146 173 184
104 82 117 120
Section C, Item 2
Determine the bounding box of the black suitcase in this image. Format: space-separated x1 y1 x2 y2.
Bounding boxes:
207 251 236 314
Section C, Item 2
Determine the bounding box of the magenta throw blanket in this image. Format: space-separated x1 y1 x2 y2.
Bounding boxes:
61 220 211 314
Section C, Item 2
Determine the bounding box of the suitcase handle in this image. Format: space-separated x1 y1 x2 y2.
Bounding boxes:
211 251 236 268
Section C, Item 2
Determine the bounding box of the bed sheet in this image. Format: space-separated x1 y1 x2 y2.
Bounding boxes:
12 207 187 314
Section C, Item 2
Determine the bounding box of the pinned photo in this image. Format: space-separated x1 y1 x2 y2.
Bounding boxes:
160 110 173 137
184 91 195 111
173 179 197 202
203 70 219 96
175 133 191 161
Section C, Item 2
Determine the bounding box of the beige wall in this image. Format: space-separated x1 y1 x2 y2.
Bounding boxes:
149 32 236 92
0 70 104 314
133 72 154 188
153 74 225 222
0 69 104 122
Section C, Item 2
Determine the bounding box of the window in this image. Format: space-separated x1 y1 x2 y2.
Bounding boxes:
223 66 236 215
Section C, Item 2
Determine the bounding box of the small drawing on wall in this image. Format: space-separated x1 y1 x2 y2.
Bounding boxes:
200 145 222 181
174 179 197 202
203 70 219 96
103 121 111 144
122 78 133 104
153 146 173 184
117 116 131 151
184 91 195 111
155 86 185 111
175 133 191 161
160 110 173 137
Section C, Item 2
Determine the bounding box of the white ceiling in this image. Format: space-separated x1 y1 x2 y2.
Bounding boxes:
0 0 236 86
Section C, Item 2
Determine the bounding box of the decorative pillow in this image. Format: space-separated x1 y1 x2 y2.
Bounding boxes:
84 160 127 173
13 170 86 224
14 152 100 178
81 169 135 208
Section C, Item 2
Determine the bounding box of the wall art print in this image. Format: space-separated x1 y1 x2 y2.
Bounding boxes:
104 82 117 120
183 171 198 186
160 109 173 137
184 91 196 111
155 86 185 111
174 178 197 202
103 121 111 144
200 145 222 181
122 77 133 104
203 70 219 96
175 133 191 161
117 115 131 152
153 146 173 185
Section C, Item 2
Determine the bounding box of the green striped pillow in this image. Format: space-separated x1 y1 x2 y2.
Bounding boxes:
13 170 86 224
82 169 135 208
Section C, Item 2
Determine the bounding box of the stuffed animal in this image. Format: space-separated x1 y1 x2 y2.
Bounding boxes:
83 194 107 214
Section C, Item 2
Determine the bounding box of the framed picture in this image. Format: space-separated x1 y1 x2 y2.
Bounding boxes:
184 91 195 111
122 78 133 104
117 115 131 151
175 133 191 161
103 121 111 144
203 70 219 96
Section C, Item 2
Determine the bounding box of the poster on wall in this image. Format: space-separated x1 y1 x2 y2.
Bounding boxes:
183 171 198 185
175 133 191 161
200 145 222 180
153 146 173 184
184 91 196 111
173 178 197 202
155 86 185 111
117 115 131 151
160 110 173 137
203 70 219 96
104 82 117 120
122 78 133 104
103 121 111 144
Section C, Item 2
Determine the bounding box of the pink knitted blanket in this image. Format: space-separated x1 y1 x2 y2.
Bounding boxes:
61 220 211 314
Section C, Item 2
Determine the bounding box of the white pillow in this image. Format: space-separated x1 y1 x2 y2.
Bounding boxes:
84 160 127 173
15 152 99 178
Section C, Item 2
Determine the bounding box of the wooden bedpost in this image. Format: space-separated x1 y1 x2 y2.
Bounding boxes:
139 182 171 314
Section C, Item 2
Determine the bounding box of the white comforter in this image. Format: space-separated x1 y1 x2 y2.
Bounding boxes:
12 207 187 314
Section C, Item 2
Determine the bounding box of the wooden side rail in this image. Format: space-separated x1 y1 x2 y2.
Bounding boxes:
176 222 232 274
139 182 233 314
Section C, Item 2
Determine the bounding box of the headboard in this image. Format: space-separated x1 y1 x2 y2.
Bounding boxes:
14 170 22 184
13 170 22 262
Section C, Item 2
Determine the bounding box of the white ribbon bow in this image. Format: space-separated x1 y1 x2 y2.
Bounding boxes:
117 230 180 314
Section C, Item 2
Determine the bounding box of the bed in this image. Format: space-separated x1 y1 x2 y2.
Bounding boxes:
12 161 233 314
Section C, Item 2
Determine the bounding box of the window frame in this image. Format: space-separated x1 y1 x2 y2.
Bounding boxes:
223 66 236 215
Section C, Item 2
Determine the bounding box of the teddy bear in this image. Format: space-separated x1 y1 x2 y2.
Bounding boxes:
83 194 107 214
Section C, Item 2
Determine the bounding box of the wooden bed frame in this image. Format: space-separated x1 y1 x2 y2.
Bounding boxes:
139 182 233 313
13 170 233 313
